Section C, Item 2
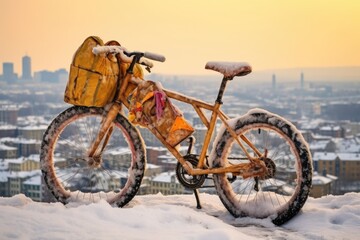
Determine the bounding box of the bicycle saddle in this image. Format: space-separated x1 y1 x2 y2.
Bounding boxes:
205 61 252 79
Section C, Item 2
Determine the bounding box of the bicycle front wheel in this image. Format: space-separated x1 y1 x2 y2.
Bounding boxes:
40 106 146 206
211 109 312 225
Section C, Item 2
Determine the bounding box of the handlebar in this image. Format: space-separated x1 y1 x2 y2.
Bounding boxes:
92 45 166 70
143 52 166 62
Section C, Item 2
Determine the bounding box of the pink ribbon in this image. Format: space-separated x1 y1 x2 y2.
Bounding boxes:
154 90 166 120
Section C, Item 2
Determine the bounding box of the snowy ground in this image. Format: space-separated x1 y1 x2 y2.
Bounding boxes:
0 192 359 240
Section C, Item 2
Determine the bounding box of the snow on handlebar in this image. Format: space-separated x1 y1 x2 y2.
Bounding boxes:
92 46 133 63
144 52 166 62
92 45 123 55
92 46 165 63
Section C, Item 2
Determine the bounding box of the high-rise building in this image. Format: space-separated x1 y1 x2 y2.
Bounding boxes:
2 62 18 82
22 55 32 80
300 72 304 89
272 74 276 90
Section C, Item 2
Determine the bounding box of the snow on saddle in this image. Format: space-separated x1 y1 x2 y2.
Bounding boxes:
205 61 252 79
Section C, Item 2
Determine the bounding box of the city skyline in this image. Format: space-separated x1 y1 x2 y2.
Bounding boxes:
1 53 359 84
1 55 33 81
0 55 69 84
1 0 359 76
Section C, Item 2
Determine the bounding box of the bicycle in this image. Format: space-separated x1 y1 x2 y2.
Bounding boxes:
40 45 312 225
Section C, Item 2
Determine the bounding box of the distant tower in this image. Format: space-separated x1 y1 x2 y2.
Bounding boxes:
22 55 32 80
300 72 304 89
3 62 17 82
299 72 305 118
272 74 276 90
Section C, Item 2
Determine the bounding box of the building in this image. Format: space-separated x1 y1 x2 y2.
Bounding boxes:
0 144 17 159
322 102 360 122
0 170 9 196
34 68 68 83
309 140 336 155
138 128 162 146
300 72 305 89
22 55 32 80
17 125 47 141
23 174 42 201
313 152 360 181
0 105 19 125
318 125 346 138
145 164 163 177
7 170 40 197
2 62 18 82
193 124 216 152
272 74 276 90
157 154 178 172
310 171 338 198
149 171 186 195
138 163 163 195
3 155 41 199
335 137 360 153
0 124 17 138
0 138 41 157
104 147 133 170
313 152 360 194
146 146 168 165
7 155 40 172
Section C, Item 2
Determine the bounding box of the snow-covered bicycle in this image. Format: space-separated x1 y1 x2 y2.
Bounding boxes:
40 45 312 225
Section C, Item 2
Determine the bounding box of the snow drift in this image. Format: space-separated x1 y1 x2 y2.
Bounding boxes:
0 192 359 240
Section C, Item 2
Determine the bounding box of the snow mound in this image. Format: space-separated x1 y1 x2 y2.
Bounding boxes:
0 192 359 240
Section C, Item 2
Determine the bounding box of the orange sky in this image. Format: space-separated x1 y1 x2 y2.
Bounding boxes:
0 0 359 76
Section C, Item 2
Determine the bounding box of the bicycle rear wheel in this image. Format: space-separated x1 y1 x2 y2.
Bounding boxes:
40 106 146 206
211 109 312 225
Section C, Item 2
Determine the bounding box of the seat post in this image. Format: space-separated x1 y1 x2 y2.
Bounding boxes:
216 76 232 104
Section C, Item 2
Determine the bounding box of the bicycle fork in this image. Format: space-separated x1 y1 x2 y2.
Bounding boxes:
87 103 121 160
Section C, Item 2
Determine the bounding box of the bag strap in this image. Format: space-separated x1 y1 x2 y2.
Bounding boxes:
104 40 122 103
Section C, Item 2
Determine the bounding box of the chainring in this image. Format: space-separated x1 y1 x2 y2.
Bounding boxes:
259 157 276 180
175 154 206 189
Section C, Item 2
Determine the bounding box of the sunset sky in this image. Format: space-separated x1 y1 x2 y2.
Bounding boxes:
0 0 359 76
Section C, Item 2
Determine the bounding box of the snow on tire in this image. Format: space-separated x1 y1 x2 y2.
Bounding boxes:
40 106 146 207
210 108 312 225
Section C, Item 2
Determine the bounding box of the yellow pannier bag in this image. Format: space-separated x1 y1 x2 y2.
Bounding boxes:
64 36 121 107
129 80 194 147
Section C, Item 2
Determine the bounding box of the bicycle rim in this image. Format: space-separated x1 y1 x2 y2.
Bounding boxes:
213 118 311 224
41 107 145 205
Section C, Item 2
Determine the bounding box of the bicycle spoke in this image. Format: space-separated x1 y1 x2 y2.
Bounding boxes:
56 135 88 153
214 116 311 224
41 107 146 206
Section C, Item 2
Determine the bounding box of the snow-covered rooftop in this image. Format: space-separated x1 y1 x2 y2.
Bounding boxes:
106 148 131 156
335 138 360 153
18 125 48 131
313 152 360 161
0 125 17 130
312 172 338 185
23 173 42 185
6 170 40 179
309 140 331 150
0 137 40 144
5 155 40 164
0 144 17 151
152 171 178 183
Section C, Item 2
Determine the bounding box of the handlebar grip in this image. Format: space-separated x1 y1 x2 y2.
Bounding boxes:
144 52 166 62
93 46 110 55
92 46 121 55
